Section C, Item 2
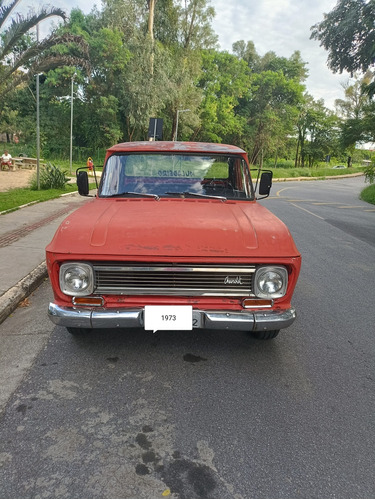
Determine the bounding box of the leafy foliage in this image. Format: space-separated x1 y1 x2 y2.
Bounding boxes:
364 161 375 184
311 0 375 75
196 50 249 143
0 1 89 101
311 0 375 97
360 183 375 204
295 98 341 167
240 68 305 164
30 163 70 190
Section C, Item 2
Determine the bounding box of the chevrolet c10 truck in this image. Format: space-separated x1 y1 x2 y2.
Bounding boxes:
47 141 301 340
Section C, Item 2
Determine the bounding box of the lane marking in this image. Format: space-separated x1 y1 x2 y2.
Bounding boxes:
274 198 323 202
312 202 341 205
337 206 363 209
290 203 325 220
276 187 296 197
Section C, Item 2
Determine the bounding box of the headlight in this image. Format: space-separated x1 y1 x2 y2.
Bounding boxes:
59 263 94 297
253 266 288 299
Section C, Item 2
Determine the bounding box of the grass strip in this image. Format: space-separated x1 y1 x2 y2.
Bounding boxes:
0 184 97 213
360 184 375 205
270 166 364 179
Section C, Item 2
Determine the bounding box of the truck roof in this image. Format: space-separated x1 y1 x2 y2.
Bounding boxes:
107 141 246 155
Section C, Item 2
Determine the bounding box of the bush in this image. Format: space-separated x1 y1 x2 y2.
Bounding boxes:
30 163 70 190
364 161 375 184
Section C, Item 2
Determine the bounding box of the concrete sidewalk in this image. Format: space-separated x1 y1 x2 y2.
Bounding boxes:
0 191 92 324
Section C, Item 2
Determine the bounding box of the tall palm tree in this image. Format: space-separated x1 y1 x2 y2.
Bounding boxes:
0 0 88 97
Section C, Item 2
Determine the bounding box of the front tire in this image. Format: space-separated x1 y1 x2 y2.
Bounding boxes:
66 327 93 335
251 330 280 340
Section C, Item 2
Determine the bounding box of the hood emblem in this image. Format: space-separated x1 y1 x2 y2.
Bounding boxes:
224 276 243 285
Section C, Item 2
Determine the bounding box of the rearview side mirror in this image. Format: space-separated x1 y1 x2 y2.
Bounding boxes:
77 170 89 196
259 171 273 197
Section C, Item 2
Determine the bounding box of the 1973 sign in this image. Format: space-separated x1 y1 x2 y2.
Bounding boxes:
144 306 193 333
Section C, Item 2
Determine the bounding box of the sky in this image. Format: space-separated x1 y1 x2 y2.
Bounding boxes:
27 0 351 110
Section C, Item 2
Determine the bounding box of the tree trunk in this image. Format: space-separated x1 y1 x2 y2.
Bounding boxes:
148 0 155 39
294 139 300 168
274 148 279 168
147 0 156 75
171 111 177 141
250 122 264 165
184 0 197 49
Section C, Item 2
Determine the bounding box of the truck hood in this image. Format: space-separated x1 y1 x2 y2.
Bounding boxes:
46 198 299 258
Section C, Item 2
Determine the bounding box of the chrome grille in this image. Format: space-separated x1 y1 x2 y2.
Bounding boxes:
93 264 256 296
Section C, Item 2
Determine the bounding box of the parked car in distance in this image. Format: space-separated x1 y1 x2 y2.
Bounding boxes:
47 141 301 340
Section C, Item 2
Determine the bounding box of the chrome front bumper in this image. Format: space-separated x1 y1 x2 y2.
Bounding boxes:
48 303 296 332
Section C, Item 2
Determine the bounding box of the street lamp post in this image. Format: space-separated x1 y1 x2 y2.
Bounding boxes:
69 73 76 175
36 24 40 190
175 109 190 141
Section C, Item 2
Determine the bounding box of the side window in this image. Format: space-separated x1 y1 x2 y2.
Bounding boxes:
101 155 124 196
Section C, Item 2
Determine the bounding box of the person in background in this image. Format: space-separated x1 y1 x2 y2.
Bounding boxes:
1 150 13 170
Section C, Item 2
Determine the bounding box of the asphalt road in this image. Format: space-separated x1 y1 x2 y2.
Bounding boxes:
0 177 374 498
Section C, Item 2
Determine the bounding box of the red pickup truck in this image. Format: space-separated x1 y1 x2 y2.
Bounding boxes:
47 141 301 340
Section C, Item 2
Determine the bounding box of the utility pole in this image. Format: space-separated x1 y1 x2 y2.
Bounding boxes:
174 109 190 141
69 73 76 175
36 24 40 190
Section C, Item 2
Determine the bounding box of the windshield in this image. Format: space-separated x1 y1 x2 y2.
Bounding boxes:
99 153 254 200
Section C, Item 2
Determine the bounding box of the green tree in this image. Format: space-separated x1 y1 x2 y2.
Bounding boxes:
295 97 340 168
0 104 17 141
232 44 307 164
0 0 88 98
306 104 340 167
99 0 204 141
335 72 373 120
80 95 121 148
311 0 375 95
240 70 305 165
160 0 218 140
232 40 260 70
195 49 250 143
153 0 180 45
257 50 308 82
120 36 172 140
179 0 217 50
335 73 373 150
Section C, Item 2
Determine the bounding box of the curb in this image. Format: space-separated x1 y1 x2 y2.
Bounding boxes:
273 172 364 182
0 261 48 325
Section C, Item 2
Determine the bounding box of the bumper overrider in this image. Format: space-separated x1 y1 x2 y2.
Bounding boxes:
48 303 296 332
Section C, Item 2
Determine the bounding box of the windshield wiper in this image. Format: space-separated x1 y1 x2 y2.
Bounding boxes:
165 191 227 201
103 191 160 200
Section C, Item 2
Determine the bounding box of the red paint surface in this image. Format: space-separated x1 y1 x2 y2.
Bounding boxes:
47 198 299 259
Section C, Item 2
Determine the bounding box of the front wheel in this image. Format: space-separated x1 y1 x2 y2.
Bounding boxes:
251 330 280 340
66 327 93 335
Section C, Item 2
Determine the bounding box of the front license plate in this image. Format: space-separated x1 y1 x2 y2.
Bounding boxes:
144 305 193 332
